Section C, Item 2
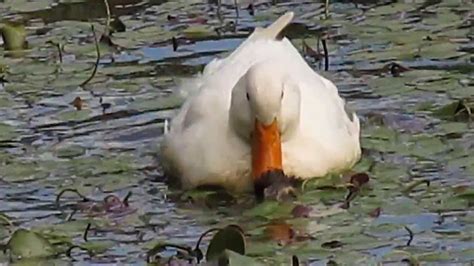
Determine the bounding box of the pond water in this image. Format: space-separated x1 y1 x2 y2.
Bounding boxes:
0 0 473 265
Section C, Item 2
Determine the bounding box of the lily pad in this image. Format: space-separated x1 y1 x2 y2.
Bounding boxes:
0 122 16 141
206 225 246 261
1 22 27 50
214 250 265 266
7 229 56 259
55 144 86 159
0 160 48 182
243 201 294 220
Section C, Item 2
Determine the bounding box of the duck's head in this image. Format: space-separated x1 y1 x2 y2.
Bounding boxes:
230 60 301 192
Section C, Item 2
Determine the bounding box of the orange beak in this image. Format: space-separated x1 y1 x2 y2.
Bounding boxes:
251 118 283 182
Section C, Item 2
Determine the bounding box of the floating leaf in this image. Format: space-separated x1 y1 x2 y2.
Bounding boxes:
7 229 56 259
455 189 474 205
215 250 265 266
402 180 430 194
0 122 15 141
79 240 114 254
1 22 27 50
0 160 48 182
434 99 474 120
243 201 293 220
0 212 13 226
206 225 246 261
55 144 85 159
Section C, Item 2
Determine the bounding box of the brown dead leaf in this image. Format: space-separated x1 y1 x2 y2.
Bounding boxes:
341 172 371 209
291 204 312 218
350 173 370 189
264 222 295 245
368 207 382 218
381 62 411 77
453 185 469 194
302 40 323 60
71 96 83 110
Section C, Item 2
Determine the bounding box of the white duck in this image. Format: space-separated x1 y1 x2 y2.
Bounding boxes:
160 12 361 195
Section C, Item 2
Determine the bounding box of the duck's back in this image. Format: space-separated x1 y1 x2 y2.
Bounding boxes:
165 12 301 138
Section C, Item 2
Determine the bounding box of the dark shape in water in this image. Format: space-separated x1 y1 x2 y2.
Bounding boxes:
167 14 178 21
0 76 8 84
100 97 112 113
110 17 126 33
247 4 255 16
172 36 179 51
254 169 298 202
321 240 344 249
292 255 300 266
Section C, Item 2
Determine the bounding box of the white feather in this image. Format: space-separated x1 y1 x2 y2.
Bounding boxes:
160 12 361 192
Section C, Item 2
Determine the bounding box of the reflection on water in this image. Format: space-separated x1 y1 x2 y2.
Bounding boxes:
21 0 167 23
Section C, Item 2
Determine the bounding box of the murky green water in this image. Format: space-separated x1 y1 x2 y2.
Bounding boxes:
0 0 473 265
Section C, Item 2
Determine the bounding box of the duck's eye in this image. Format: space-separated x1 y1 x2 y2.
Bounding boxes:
246 93 250 101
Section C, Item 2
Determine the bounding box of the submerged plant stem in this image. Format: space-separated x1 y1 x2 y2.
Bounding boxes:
325 0 330 19
80 25 100 87
217 0 223 23
292 255 300 266
123 191 132 206
402 179 430 194
322 38 329 71
66 209 77 221
56 188 90 209
83 223 92 242
56 43 63 63
66 245 92 258
103 0 111 36
234 0 239 20
404 226 414 246
195 228 220 252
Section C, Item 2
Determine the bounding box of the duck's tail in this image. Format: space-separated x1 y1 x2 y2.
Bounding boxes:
253 11 294 40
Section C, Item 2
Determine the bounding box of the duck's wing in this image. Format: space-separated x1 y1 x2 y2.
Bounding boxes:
273 39 361 174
